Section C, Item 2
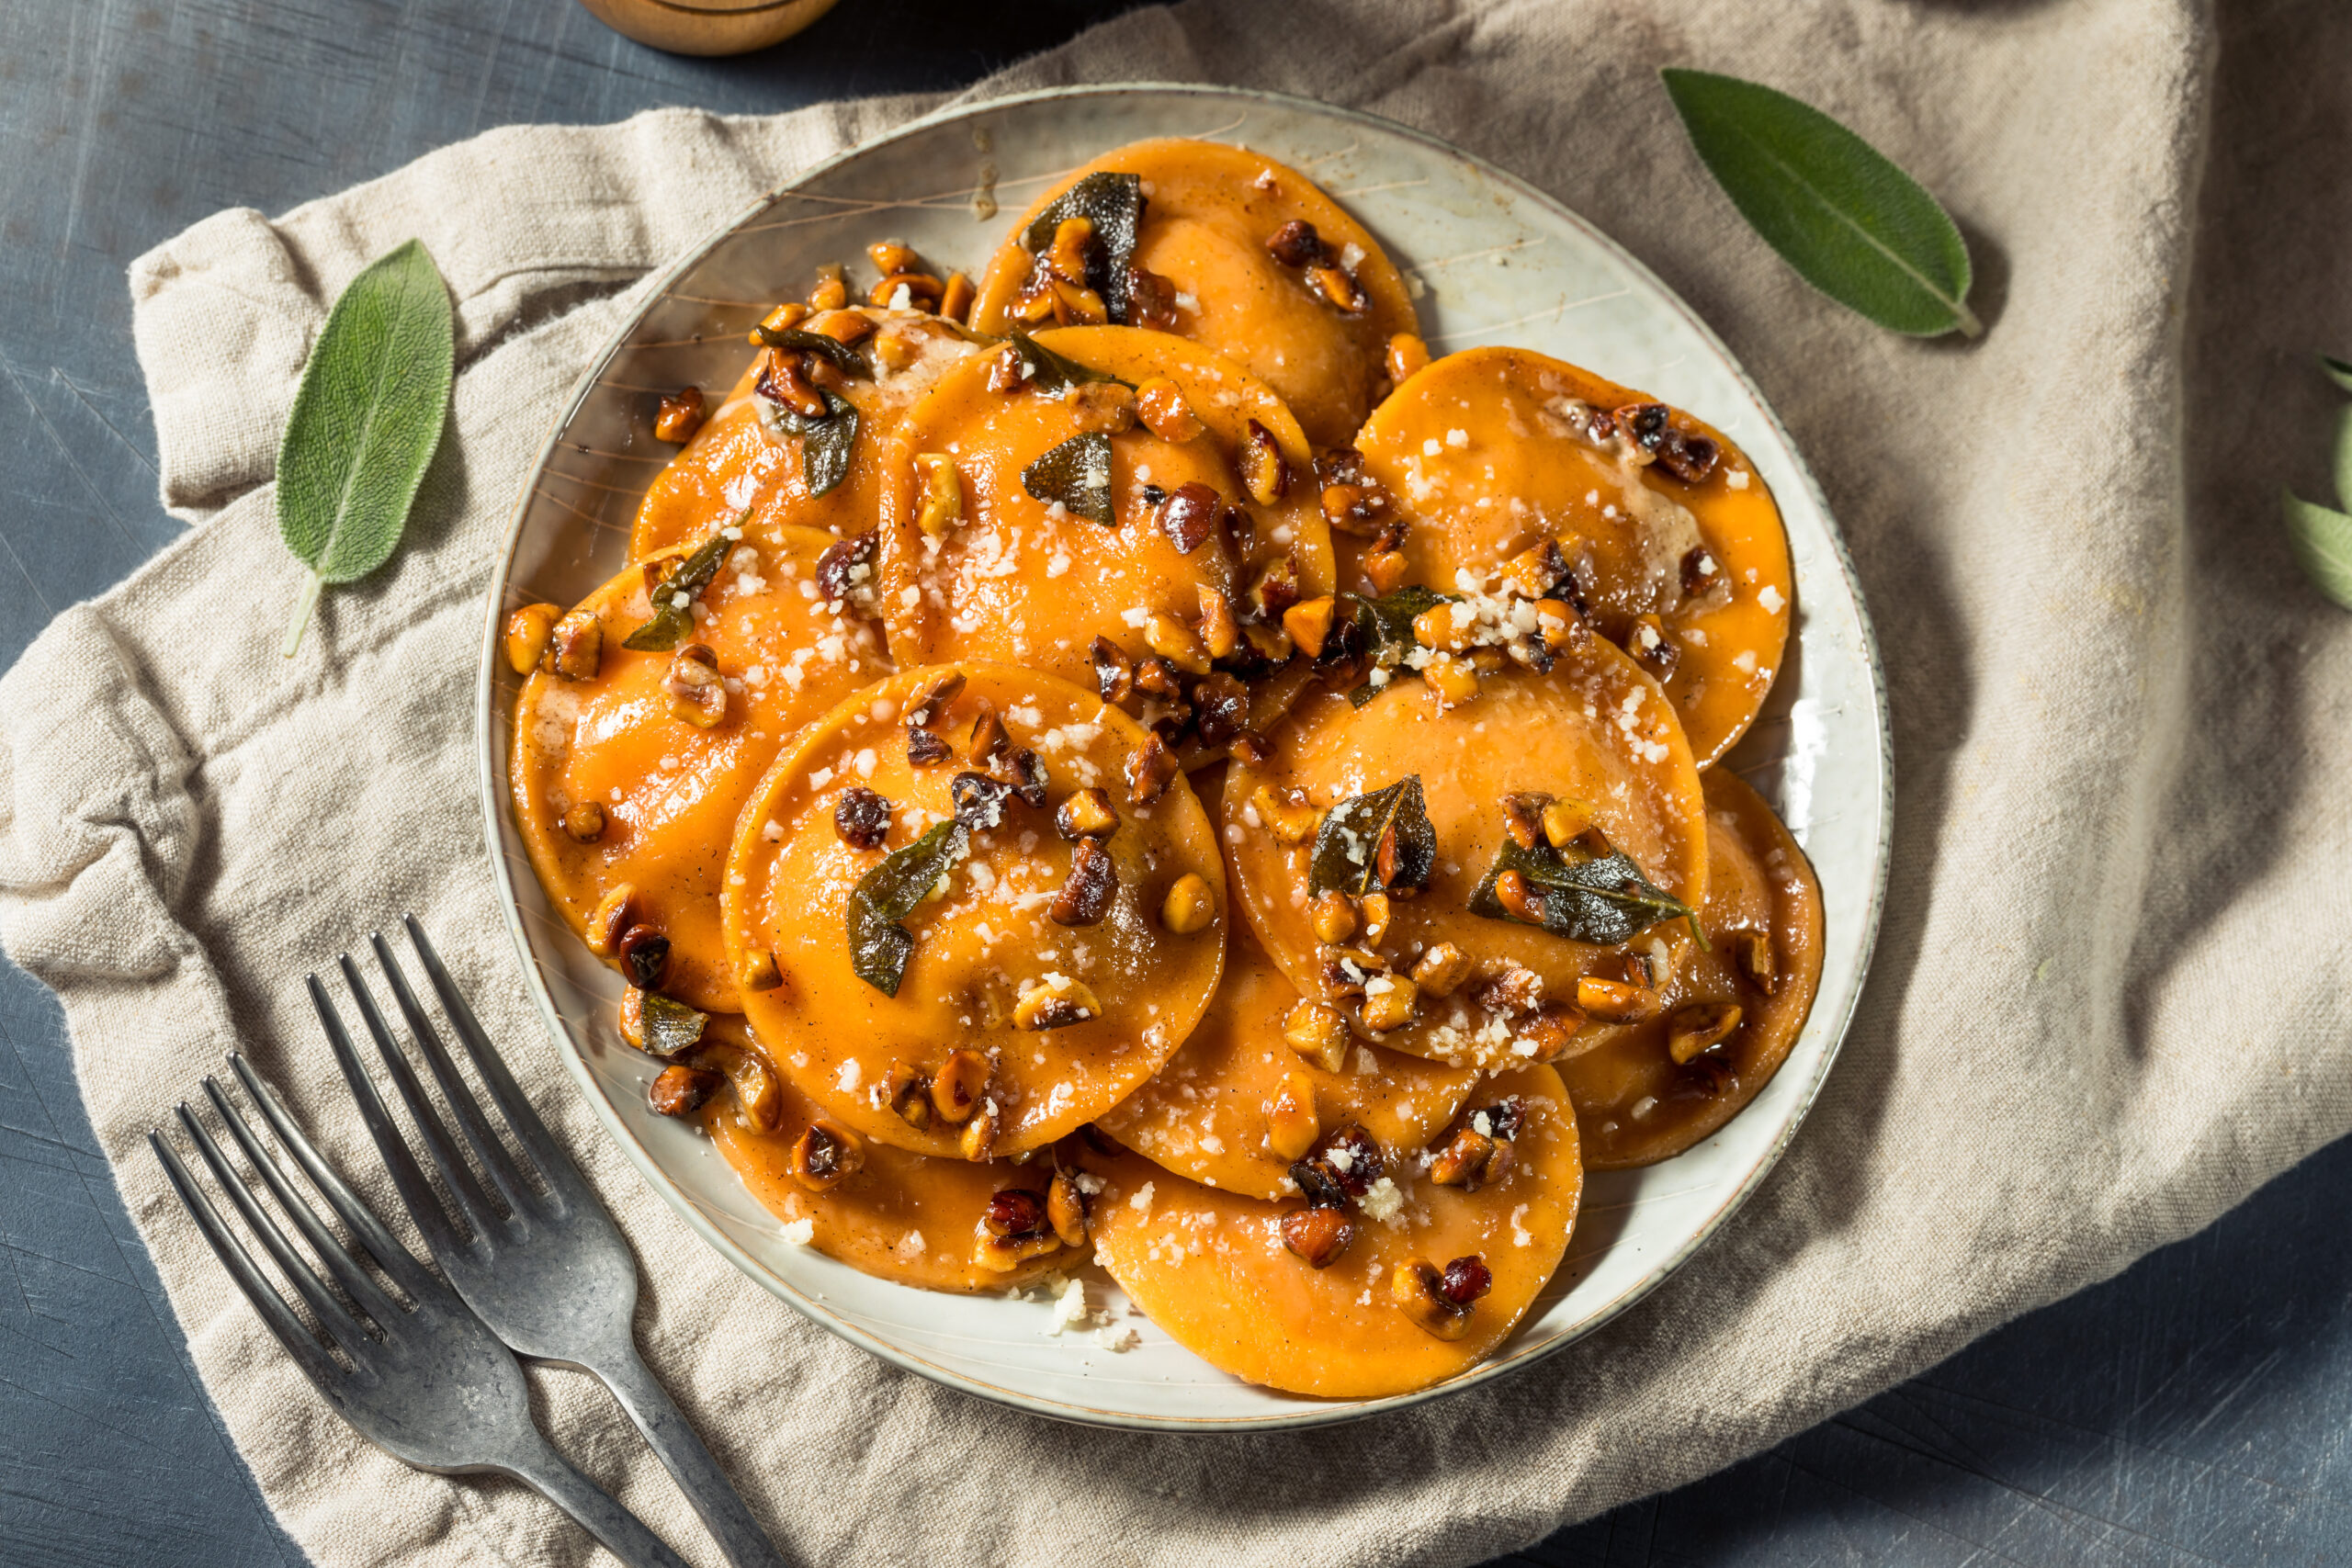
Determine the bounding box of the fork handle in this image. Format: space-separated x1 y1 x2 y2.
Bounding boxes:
498 1433 697 1568
588 1340 788 1568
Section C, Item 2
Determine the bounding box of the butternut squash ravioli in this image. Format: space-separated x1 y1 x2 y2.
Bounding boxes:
503 137 1821 1399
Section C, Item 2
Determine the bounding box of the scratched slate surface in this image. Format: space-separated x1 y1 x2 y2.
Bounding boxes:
0 2 2345 1565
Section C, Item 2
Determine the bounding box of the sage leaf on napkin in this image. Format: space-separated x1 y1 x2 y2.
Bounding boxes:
277 239 455 656
2278 354 2352 611
1661 68 1981 339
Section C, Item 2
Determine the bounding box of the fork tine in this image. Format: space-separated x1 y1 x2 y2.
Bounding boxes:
310 973 466 1261
334 953 508 1241
173 1102 378 1362
401 916 583 1194
226 1052 436 1303
201 1075 406 1327
150 1132 345 1388
367 931 536 1215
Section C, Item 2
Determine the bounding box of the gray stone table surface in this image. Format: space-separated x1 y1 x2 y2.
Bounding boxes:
1 2 2345 1565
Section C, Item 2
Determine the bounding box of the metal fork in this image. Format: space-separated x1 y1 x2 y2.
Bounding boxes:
309 917 785 1568
150 1057 691 1568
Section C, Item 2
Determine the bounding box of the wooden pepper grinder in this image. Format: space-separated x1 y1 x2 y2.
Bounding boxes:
572 0 839 55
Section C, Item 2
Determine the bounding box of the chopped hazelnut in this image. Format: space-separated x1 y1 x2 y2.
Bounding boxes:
1736 931 1779 996
913 453 964 537
958 1104 999 1162
1494 868 1547 926
1681 546 1723 597
1250 784 1320 844
1409 942 1472 999
1050 838 1118 927
1089 637 1136 705
1144 612 1211 675
664 643 727 728
1358 974 1419 1033
654 386 706 444
886 1066 933 1132
1014 976 1102 1032
1125 732 1180 807
1046 1168 1091 1247
788 1119 865 1193
868 272 945 311
1499 793 1551 852
1265 220 1329 268
806 267 848 311
504 603 561 674
1198 586 1240 663
1159 872 1216 935
1391 1258 1478 1341
648 1064 720 1118
739 948 783 994
1282 596 1337 659
1428 1128 1498 1190
1424 650 1480 707
755 347 829 418
584 884 637 956
1385 333 1430 385
1516 1003 1588 1063
549 607 602 682
1265 1075 1319 1161
560 803 605 843
1576 974 1661 1023
1412 603 1474 654
1475 965 1545 1017
966 700 1008 762
1239 419 1290 504
867 240 921 276
939 271 976 324
1306 264 1366 313
1667 1000 1744 1064
1056 788 1119 841
930 1050 990 1124
1359 891 1393 945
982 1186 1046 1239
907 725 953 766
1541 798 1590 849
1363 550 1410 597
1135 376 1204 442
1281 1205 1354 1269
1283 998 1349 1074
615 923 670 990
1627 613 1680 680
832 785 891 850
1155 481 1224 556
1310 890 1358 945
1069 379 1137 435
1318 481 1393 536
1250 553 1303 621
752 301 810 340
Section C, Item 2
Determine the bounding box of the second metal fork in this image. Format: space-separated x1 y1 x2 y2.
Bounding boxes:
311 918 784 1568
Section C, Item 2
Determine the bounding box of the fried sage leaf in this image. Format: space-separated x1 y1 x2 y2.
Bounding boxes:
1308 776 1436 899
623 532 733 652
1468 837 1698 947
753 324 873 380
1023 432 1114 526
771 389 860 497
1345 586 1455 706
1006 330 1130 394
1021 171 1144 323
848 819 970 997
640 992 708 1057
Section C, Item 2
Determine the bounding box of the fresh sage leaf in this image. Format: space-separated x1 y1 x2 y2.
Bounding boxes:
1661 68 1981 339
623 532 733 652
2282 489 2352 612
1023 432 1114 526
1307 776 1436 899
772 389 859 497
277 238 456 657
1006 330 1130 394
2322 354 2352 396
1468 837 1698 947
847 819 970 997
2333 404 2352 516
1344 586 1455 706
639 992 708 1058
1021 171 1144 323
754 325 872 380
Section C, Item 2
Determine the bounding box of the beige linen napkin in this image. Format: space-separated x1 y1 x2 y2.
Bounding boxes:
7 1 2347 1564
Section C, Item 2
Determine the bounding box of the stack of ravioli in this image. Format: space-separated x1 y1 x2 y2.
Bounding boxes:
507 138 1825 1400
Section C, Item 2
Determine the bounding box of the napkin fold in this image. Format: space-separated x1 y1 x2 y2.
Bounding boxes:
8 2 2349 1565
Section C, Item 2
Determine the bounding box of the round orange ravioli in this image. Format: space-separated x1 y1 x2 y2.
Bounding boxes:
696 1023 1071 1292
1223 650 1707 1067
875 326 1332 695
1558 768 1824 1169
1095 922 1479 1201
1080 1065 1580 1399
721 663 1227 1159
1353 346 1792 765
971 139 1419 447
511 527 886 1011
630 308 979 560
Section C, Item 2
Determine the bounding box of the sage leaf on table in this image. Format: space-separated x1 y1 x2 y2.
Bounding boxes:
2278 354 2352 612
277 238 456 656
1661 68 1982 339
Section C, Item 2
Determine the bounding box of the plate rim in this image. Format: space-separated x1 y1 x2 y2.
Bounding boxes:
473 78 1894 1433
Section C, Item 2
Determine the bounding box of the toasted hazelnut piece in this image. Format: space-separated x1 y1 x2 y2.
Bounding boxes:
1498 539 1571 598
752 300 810 341
938 270 976 324
913 452 964 537
1576 974 1661 1023
1239 621 1295 668
1306 264 1367 313
907 725 954 767
1046 1168 1091 1247
930 1049 991 1123
1680 545 1724 598
550 607 603 681
807 266 848 311
982 1186 1047 1239
885 1066 934 1132
869 271 945 311
967 701 1008 762
1429 1128 1498 1190
663 642 727 728
1499 792 1551 852
617 986 648 1050
756 347 829 418
718 1047 779 1130
958 1104 1000 1162
1475 964 1546 1018
1363 548 1411 596
1050 838 1118 928
1283 596 1338 659
1044 216 1096 284
1494 868 1547 926
1229 728 1273 768
1125 731 1180 807
1411 602 1474 654
615 923 671 990
504 603 561 674
974 1227 1059 1271
1282 998 1349 1074
584 884 637 956
867 240 921 277
1515 1003 1588 1064
1135 376 1204 442
1159 873 1216 935
648 1064 720 1118
1319 481 1392 536
870 322 924 373
1385 333 1431 385
1359 891 1393 945
1409 942 1472 999
1014 976 1102 1032
1540 799 1591 849
1281 1205 1355 1269
1250 553 1303 621
1052 789 1115 842
832 784 891 850
1736 931 1779 996
1197 585 1240 663
1668 1000 1745 1065
1069 379 1137 435
1391 1258 1478 1341
1424 650 1480 707
653 386 706 445
1627 614 1680 680
1264 220 1328 267
1358 974 1419 1034
1155 481 1224 556
1085 636 1136 705
1144 612 1211 675
1309 889 1358 945
739 947 783 994
1239 418 1290 504
560 802 605 843
1266 1075 1320 1161
1250 784 1320 845
1442 1255 1494 1305
1132 654 1184 704
788 1120 865 1193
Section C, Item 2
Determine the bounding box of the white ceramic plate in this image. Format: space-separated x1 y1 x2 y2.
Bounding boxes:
477 84 1890 1431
